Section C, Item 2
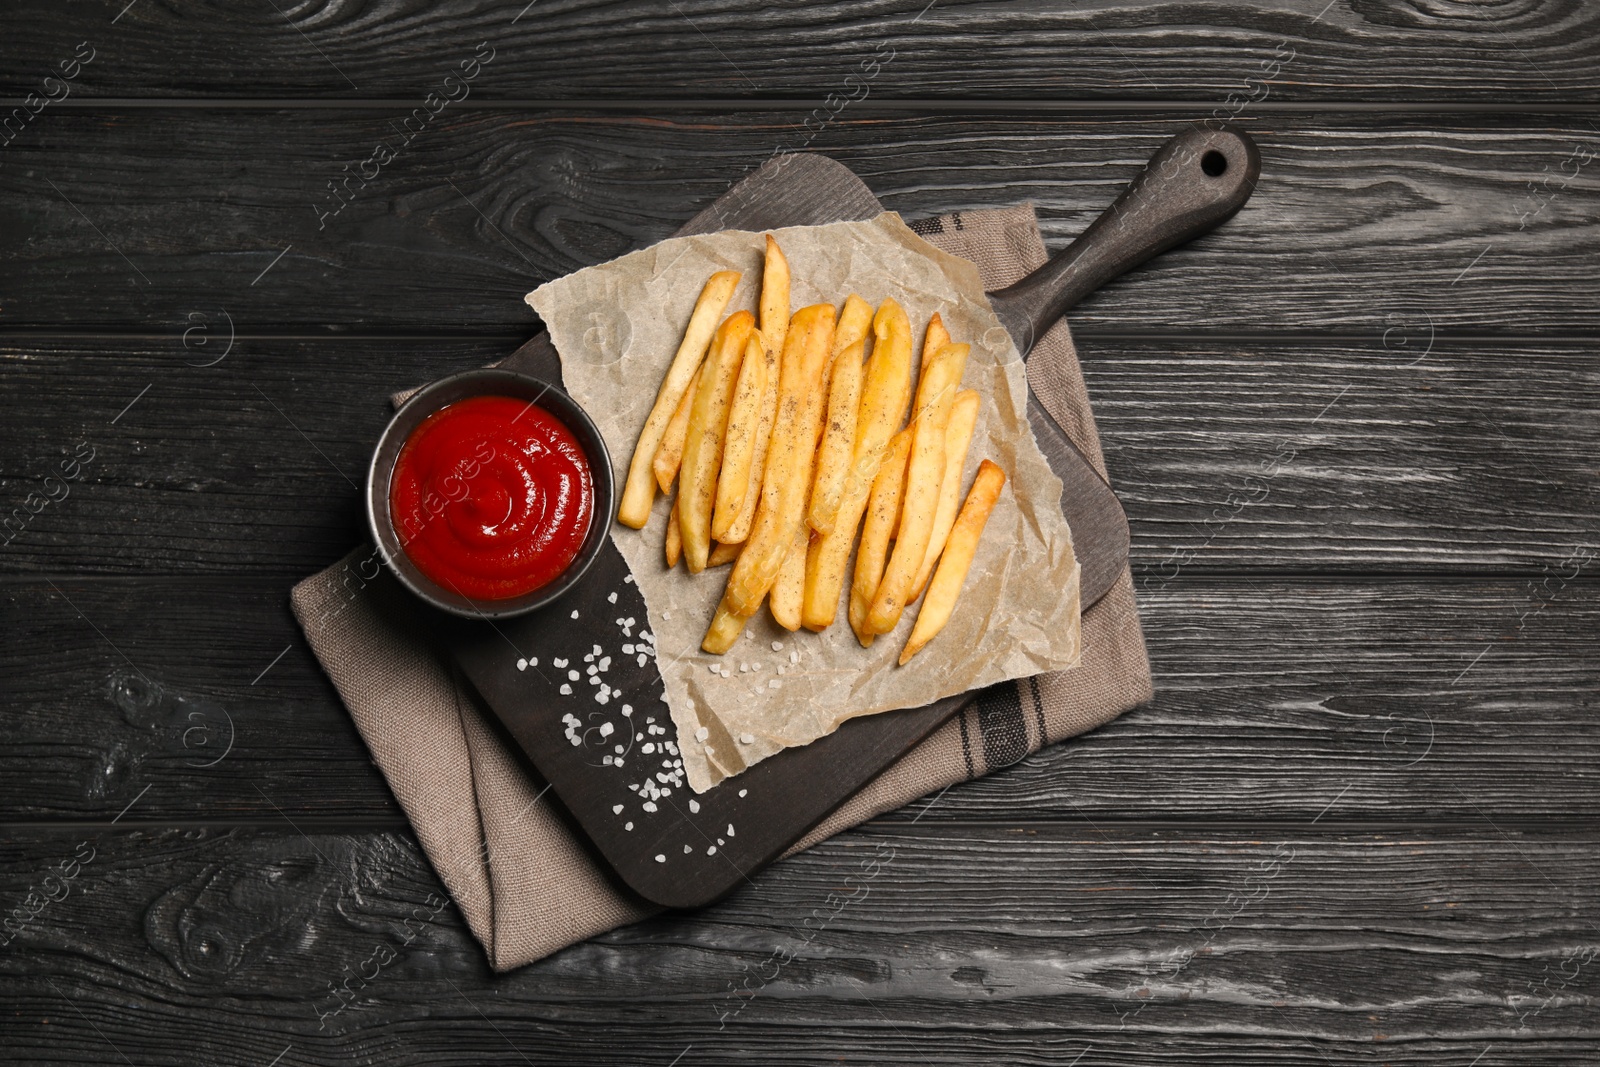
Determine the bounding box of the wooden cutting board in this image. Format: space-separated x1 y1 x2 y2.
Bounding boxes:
432 124 1261 907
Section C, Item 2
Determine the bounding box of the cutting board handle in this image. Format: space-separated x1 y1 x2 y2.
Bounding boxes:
988 124 1260 356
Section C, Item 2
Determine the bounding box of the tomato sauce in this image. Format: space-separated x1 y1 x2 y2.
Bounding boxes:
389 395 593 600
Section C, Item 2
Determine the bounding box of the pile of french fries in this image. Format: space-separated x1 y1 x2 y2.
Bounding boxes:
617 235 1007 666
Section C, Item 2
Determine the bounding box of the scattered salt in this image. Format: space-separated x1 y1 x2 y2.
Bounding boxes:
516 658 527 671
559 684 572 695
612 804 624 814
625 822 634 831
608 592 618 604
771 640 783 651
654 854 664 862
739 733 755 745
571 610 579 619
727 823 736 836
769 679 782 690
688 799 700 813
599 722 614 738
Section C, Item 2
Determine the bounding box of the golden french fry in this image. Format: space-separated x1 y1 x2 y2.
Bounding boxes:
711 333 768 541
760 235 790 360
652 362 704 493
722 304 836 617
909 388 980 600
806 334 864 535
849 428 912 645
707 540 742 568
769 527 808 631
701 594 750 654
680 311 754 572
665 496 682 569
619 270 740 528
722 325 780 545
834 294 873 358
867 342 970 634
900 460 1006 664
922 311 950 364
834 299 914 513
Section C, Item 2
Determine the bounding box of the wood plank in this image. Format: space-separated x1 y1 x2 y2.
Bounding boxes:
2 577 1593 822
5 0 1600 101
1 824 1594 1063
1 112 1596 332
1 337 1593 576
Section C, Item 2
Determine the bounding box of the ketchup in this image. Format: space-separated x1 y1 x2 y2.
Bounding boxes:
389 395 594 601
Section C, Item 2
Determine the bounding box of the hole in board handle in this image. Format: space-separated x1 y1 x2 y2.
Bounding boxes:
1200 150 1228 177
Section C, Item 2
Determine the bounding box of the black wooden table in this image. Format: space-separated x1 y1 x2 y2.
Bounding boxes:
3 4 1597 1064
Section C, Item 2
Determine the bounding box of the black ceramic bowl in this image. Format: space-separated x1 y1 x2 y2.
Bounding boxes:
365 368 614 620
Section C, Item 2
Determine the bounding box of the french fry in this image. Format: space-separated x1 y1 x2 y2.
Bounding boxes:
722 331 779 545
652 362 704 493
867 342 971 634
900 460 1006 664
769 527 808 631
722 245 789 545
909 388 980 600
711 333 768 541
849 428 912 645
813 294 872 411
833 299 913 514
922 311 950 364
665 496 682 569
834 294 874 359
619 270 740 528
702 594 750 654
720 304 836 619
806 333 864 535
679 311 755 572
707 540 742 568
760 235 790 360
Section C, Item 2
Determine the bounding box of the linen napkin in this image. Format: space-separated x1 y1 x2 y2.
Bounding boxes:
291 202 1153 971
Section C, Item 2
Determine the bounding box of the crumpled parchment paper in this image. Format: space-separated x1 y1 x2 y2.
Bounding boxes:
527 212 1080 793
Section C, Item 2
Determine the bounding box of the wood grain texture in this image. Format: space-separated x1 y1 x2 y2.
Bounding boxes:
1 823 1595 1064
1 112 1597 332
1 337 1593 576
3 576 1593 823
4 0 1600 101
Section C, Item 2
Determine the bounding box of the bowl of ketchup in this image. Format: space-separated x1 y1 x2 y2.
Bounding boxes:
366 368 613 619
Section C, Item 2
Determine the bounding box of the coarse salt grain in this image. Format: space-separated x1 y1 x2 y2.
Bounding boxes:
771 640 783 651
739 733 755 745
608 592 618 603
738 790 747 798
625 821 633 831
553 658 568 668
695 726 710 742
654 854 664 862
637 654 647 667
727 823 736 835
683 844 692 854
516 658 527 671
571 610 579 619
559 684 572 695
612 804 623 814
688 799 700 813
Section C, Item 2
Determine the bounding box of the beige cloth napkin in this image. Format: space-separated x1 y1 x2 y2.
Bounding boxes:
291 203 1152 971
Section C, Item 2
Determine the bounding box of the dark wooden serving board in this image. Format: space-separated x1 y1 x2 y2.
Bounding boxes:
436 130 1257 909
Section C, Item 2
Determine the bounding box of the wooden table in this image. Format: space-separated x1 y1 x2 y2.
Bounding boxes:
3 3 1596 1063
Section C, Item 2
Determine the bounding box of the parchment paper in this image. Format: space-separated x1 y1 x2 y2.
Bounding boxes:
527 213 1080 793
